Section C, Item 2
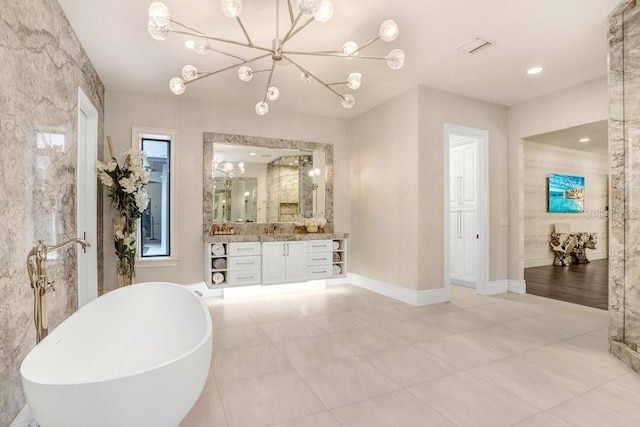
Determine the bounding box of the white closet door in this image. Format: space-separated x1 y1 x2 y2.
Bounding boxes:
449 137 478 286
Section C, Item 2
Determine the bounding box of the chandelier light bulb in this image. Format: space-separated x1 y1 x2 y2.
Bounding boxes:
347 72 362 90
184 40 195 50
379 20 399 42
313 0 333 22
223 162 234 172
266 86 280 101
194 39 209 55
169 77 186 95
340 94 355 109
343 41 359 56
220 0 242 18
182 65 198 81
301 72 312 84
238 66 253 82
298 0 322 15
228 172 235 178
255 101 269 115
386 49 405 70
308 168 322 177
147 2 171 41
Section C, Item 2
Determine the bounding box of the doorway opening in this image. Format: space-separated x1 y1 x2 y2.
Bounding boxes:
444 124 489 295
76 87 98 307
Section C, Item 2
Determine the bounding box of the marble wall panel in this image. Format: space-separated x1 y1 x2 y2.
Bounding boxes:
0 0 104 424
609 0 640 372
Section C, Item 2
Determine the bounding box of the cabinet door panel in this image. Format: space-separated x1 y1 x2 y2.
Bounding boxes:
285 241 308 283
262 243 285 284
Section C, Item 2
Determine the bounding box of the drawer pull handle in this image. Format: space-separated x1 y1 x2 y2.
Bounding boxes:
312 258 325 261
237 261 254 265
311 245 325 248
237 275 255 279
238 247 253 250
312 271 326 274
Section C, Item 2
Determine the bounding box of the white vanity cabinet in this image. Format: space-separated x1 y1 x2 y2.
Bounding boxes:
227 242 261 286
307 239 333 279
261 241 308 284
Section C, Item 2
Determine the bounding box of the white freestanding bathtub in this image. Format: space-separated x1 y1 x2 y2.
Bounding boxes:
21 282 212 427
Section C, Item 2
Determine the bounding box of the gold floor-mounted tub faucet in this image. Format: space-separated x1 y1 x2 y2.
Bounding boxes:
26 238 90 344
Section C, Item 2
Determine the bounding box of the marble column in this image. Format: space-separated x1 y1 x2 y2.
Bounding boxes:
609 0 640 373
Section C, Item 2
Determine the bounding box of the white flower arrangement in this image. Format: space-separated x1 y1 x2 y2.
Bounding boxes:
304 217 327 228
98 147 150 283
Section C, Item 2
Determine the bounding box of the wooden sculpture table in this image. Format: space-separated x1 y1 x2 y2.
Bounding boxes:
549 232 597 266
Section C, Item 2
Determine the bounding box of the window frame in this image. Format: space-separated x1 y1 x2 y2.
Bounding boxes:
132 126 178 267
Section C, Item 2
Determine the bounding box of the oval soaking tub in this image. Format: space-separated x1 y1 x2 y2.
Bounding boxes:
21 282 212 427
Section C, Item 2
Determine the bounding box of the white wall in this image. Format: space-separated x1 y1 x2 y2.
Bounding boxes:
105 91 350 291
349 86 509 292
524 141 609 267
418 86 510 288
350 88 420 290
508 77 609 280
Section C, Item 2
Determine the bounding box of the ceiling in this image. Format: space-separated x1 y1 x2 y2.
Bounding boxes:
525 120 608 155
56 0 619 118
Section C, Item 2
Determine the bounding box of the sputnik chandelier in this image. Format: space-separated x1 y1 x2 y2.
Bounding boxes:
146 0 405 115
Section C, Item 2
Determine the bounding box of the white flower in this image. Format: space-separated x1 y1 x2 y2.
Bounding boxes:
98 171 114 188
119 176 138 194
97 159 117 172
123 233 136 248
135 189 150 212
113 223 125 240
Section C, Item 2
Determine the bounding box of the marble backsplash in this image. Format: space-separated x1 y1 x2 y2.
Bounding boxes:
0 0 105 424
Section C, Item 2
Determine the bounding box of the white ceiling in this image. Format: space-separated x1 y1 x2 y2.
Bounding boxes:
56 0 619 118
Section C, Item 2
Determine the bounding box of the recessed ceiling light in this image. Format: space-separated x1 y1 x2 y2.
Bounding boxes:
579 138 590 143
249 152 257 156
527 66 544 75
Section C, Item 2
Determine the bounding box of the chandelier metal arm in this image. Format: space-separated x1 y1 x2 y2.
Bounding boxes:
171 30 273 53
235 17 254 46
185 53 272 85
282 54 344 100
352 36 381 55
282 12 303 43
327 81 349 87
284 17 315 43
284 51 388 61
262 62 277 103
286 0 295 24
171 19 207 36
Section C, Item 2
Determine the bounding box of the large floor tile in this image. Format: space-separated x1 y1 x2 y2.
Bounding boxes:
213 324 270 350
218 370 326 427
307 311 370 333
512 413 572 426
275 334 354 368
272 411 341 427
331 325 410 355
259 317 324 342
416 333 509 370
362 345 459 387
468 357 590 410
296 356 401 409
378 317 454 343
422 310 490 333
547 387 640 426
208 304 256 329
460 323 545 355
517 339 630 388
213 343 291 383
331 390 455 427
242 301 304 323
351 304 417 324
180 384 228 427
408 371 540 427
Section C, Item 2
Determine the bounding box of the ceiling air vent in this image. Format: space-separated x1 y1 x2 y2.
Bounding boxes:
457 37 493 54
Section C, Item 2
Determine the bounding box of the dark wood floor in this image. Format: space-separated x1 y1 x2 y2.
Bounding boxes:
524 259 608 310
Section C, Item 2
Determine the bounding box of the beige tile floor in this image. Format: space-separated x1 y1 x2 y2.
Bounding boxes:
11 284 637 427
178 284 640 427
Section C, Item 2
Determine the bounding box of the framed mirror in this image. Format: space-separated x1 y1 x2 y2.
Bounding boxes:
204 133 333 226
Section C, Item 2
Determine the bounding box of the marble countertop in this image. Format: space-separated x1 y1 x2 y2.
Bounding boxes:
204 232 349 243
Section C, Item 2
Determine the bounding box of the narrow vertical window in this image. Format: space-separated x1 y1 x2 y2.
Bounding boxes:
140 134 171 258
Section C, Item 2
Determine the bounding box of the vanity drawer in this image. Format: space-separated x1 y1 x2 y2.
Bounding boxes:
307 252 332 266
228 255 261 271
307 265 332 279
228 242 261 256
307 240 333 253
227 269 261 286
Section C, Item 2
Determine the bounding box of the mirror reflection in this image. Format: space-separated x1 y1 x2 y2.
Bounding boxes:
212 143 325 223
203 133 333 226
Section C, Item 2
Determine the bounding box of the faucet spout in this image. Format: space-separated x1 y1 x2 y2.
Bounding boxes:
26 237 91 344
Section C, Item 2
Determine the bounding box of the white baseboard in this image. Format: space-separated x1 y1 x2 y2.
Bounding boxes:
479 279 526 295
347 273 450 307
508 279 526 294
525 252 608 268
